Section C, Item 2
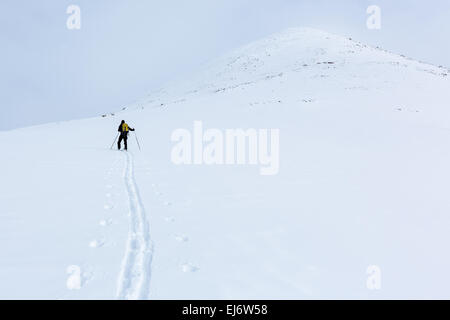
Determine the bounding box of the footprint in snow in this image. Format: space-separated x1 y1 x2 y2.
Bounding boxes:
89 239 105 248
99 219 113 227
66 265 93 290
164 216 175 223
181 263 199 273
175 234 189 242
66 265 82 290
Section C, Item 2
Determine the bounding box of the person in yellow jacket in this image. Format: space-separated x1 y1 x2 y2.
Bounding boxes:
117 120 135 150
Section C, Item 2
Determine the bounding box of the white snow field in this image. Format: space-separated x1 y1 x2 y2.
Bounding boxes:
1 27 450 299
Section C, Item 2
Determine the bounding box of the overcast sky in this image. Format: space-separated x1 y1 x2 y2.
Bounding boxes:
1 0 449 130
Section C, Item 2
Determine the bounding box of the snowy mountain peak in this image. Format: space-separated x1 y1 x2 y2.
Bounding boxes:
127 27 448 113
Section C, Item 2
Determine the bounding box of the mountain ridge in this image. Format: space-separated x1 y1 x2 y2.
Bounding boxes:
121 27 449 114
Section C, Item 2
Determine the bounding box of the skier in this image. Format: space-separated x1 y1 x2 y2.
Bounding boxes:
117 120 135 151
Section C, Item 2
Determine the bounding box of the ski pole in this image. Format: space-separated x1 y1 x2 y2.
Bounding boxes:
134 131 142 151
110 133 119 149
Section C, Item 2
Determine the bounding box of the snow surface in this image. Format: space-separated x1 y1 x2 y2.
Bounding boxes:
1 27 450 299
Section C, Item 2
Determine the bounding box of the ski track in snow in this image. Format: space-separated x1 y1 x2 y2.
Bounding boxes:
116 151 153 300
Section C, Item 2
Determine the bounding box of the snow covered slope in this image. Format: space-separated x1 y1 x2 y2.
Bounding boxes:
1 27 450 299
